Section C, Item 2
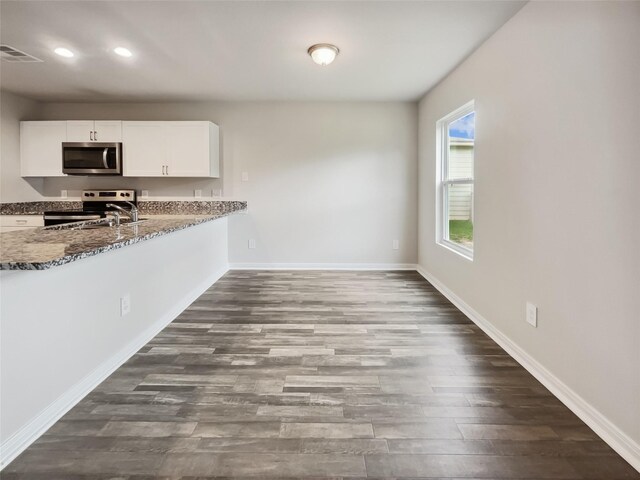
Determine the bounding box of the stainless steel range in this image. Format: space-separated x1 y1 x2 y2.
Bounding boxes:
43 189 137 226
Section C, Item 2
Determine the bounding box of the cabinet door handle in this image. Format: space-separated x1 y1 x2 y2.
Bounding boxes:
90 131 94 141
166 165 169 175
162 165 165 175
94 130 97 141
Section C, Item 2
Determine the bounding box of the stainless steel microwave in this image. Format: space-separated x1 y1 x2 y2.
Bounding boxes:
62 142 122 175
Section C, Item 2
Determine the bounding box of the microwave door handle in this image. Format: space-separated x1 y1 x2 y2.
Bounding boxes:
103 148 109 169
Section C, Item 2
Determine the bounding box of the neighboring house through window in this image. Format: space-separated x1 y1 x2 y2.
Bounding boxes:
436 101 475 259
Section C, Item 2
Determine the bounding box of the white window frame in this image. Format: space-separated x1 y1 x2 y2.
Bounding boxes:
436 100 475 260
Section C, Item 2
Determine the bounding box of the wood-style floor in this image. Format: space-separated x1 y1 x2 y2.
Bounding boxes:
5 271 639 479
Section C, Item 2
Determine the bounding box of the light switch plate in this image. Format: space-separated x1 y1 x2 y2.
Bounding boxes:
60 190 68 199
141 190 149 198
526 302 537 327
248 239 256 249
392 239 399 250
194 189 202 199
241 171 249 182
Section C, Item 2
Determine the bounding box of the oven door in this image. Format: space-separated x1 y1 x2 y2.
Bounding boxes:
43 212 105 227
62 143 122 175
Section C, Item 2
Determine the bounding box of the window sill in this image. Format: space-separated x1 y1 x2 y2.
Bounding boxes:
437 239 474 261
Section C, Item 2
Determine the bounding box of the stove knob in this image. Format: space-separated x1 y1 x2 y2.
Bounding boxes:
120 193 125 197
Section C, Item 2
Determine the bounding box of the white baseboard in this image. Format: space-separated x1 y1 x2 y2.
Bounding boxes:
0 265 228 470
415 265 640 473
229 262 418 271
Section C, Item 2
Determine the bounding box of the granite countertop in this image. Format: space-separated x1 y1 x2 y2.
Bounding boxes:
0 201 246 270
0 199 244 216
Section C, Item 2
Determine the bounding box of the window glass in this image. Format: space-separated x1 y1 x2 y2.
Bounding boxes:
437 103 475 258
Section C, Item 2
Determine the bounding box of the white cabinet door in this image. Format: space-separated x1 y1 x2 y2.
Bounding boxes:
0 215 44 232
66 121 94 142
166 121 219 177
67 121 122 142
94 121 122 142
167 122 210 177
122 122 168 177
20 121 67 177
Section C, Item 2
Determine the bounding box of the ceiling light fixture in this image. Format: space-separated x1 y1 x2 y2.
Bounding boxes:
113 47 133 58
54 47 74 58
307 43 339 66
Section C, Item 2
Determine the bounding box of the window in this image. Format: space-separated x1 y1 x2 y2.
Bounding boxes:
436 101 475 259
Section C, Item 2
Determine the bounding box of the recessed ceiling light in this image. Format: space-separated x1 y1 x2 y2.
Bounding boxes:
54 47 74 58
307 44 339 66
113 47 133 58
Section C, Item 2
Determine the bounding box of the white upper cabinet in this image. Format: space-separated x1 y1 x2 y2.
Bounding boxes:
167 122 220 177
20 121 67 177
66 120 122 142
122 122 168 177
20 120 218 178
122 121 219 177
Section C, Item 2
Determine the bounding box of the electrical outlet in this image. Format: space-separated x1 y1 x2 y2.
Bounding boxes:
248 239 256 249
241 171 249 182
194 189 202 199
141 190 149 198
120 294 131 317
392 239 399 250
211 188 221 197
60 190 68 199
526 302 537 327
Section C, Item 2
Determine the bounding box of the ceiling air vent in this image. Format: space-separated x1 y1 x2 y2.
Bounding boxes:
0 45 43 63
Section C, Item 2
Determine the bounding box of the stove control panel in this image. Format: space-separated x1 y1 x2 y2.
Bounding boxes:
82 189 136 202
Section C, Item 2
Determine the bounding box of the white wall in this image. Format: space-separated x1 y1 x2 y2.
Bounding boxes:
418 0 640 465
0 218 229 467
0 91 44 201
36 101 418 266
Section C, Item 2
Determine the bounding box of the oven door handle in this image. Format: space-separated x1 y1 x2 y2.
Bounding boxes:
103 148 109 169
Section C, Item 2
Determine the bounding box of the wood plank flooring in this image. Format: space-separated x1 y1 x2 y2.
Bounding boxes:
5 270 639 479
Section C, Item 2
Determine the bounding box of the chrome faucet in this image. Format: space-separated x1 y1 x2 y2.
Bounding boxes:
106 202 139 225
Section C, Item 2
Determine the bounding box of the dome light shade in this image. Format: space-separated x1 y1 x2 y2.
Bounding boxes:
54 47 74 58
307 44 339 66
114 47 133 57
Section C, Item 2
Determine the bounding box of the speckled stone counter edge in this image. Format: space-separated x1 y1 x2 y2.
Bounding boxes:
0 201 82 215
0 200 244 216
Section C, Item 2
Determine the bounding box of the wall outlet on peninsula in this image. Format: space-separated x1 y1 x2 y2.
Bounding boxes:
526 302 538 327
120 294 131 317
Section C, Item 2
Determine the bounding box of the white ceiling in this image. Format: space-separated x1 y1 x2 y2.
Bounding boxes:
0 0 525 102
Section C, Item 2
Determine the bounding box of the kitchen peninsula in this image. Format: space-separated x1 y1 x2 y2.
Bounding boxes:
0 199 246 466
0 200 246 269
